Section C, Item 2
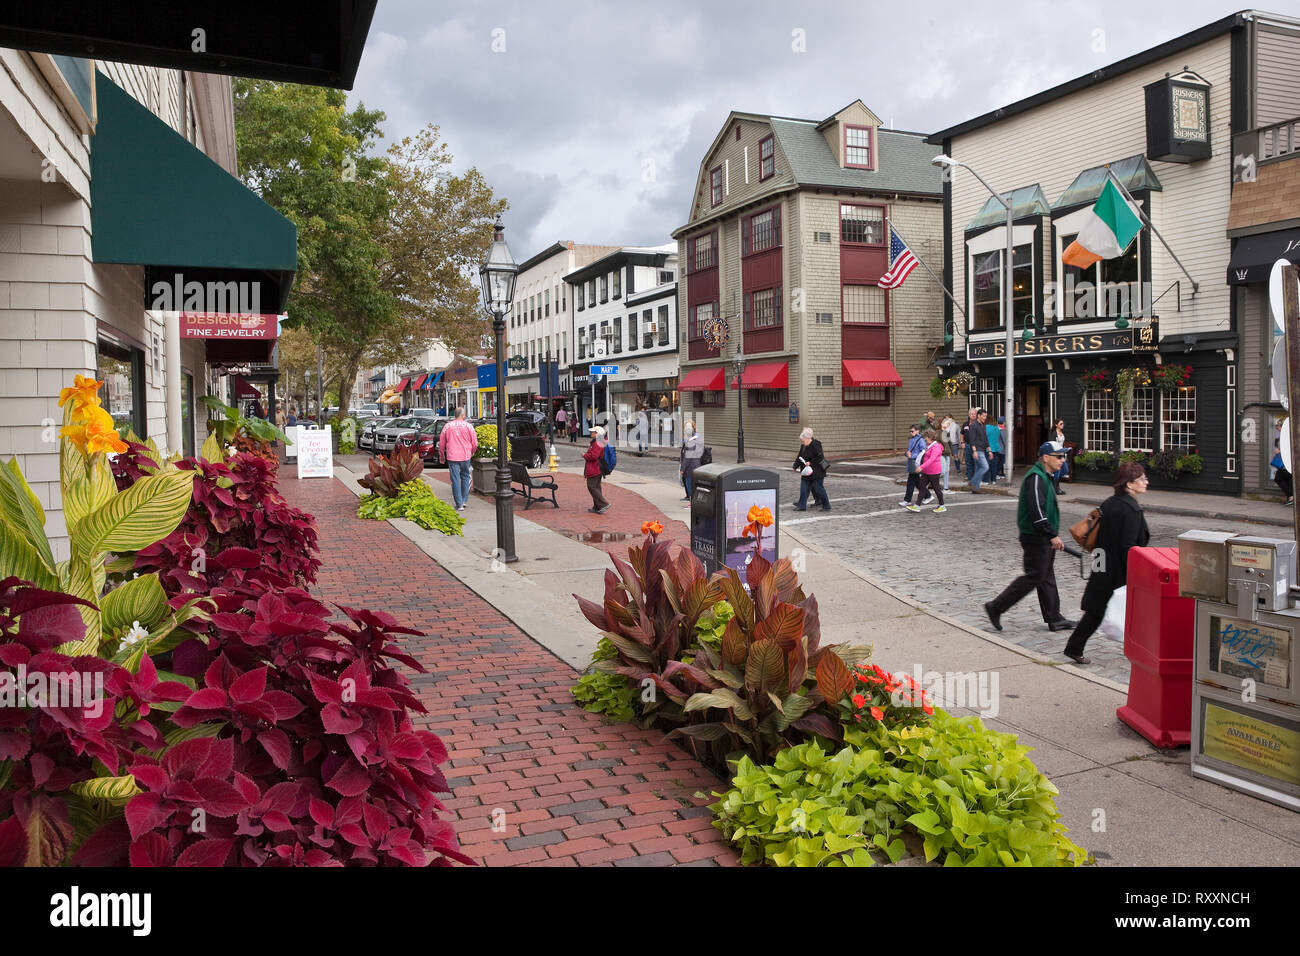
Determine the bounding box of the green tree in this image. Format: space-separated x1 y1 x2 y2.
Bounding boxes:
232 81 506 404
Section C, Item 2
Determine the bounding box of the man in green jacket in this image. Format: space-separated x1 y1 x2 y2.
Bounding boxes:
983 442 1076 633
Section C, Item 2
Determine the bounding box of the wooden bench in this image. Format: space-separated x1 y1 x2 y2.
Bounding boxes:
509 461 559 509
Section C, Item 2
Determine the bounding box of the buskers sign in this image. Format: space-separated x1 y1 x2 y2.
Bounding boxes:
179 313 279 339
967 320 1159 360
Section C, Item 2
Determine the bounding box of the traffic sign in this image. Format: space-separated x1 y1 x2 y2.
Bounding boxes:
590 365 619 375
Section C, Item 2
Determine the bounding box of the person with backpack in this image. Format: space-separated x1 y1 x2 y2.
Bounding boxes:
898 425 927 507
583 425 612 514
792 427 830 512
1061 461 1150 664
680 420 703 501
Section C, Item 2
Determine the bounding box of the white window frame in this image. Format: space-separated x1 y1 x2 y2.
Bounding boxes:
1161 387 1196 451
965 224 1036 333
1084 389 1116 453
1053 203 1145 321
1120 387 1155 453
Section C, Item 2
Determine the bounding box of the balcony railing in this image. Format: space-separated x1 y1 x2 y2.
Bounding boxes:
1260 117 1300 161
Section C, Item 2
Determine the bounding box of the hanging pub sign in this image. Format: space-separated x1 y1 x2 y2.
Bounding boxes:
1144 70 1211 164
1132 315 1161 352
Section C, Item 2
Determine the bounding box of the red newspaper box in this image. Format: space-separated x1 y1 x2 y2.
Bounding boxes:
1117 546 1196 747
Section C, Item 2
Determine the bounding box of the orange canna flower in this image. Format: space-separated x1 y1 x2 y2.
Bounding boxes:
641 520 664 536
84 415 127 455
58 374 104 411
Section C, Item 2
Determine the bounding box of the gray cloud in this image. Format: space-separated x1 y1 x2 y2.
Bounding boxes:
354 0 1238 259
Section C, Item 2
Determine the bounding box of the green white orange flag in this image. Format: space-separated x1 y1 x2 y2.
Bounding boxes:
1062 179 1143 269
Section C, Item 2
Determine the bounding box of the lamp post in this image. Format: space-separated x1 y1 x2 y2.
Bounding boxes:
932 155 1015 483
479 216 519 564
733 349 747 463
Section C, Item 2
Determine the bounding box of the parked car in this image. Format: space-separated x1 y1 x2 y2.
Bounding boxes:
505 417 548 469
357 416 394 453
407 408 439 420
407 418 451 466
351 404 384 419
373 416 422 455
507 410 547 427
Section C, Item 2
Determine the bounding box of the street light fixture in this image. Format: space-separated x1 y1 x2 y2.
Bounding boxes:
478 216 519 564
733 348 747 463
932 154 1016 483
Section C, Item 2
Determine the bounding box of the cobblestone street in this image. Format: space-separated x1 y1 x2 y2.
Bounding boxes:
547 442 1261 686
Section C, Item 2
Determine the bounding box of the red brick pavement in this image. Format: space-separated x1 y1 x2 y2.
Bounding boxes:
279 475 737 867
425 467 689 559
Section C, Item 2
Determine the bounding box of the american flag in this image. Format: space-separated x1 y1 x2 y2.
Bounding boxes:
878 224 919 289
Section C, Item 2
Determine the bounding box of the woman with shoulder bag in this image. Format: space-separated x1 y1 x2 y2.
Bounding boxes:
792 427 830 511
1061 461 1150 664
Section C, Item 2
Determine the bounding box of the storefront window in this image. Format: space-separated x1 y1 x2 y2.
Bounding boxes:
1084 390 1115 453
1161 387 1196 450
971 246 1032 330
97 337 145 438
1121 388 1155 452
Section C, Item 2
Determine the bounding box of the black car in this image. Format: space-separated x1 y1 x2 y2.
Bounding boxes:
470 417 548 469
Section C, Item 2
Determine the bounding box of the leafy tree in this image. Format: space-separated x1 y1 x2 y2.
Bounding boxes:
232 81 506 405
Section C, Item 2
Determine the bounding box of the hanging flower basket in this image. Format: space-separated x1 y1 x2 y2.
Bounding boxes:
1078 368 1114 391
1151 364 1192 392
1115 367 1151 411
934 371 975 398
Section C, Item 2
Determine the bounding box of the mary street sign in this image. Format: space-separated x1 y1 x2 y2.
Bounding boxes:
180 312 280 339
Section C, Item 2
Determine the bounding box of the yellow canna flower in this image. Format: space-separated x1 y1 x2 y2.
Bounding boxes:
58 374 104 411
85 415 127 455
61 422 90 451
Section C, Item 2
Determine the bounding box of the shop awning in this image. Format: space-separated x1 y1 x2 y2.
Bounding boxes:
679 367 727 391
425 370 445 389
966 184 1051 231
232 375 261 399
730 361 789 389
0 1 377 90
1228 228 1300 285
411 373 428 390
89 72 298 314
842 359 902 387
394 377 410 392
368 371 386 382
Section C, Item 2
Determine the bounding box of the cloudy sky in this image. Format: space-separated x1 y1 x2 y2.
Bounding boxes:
353 0 1240 259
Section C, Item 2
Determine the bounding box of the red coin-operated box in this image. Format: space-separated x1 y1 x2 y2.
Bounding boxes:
1117 546 1196 747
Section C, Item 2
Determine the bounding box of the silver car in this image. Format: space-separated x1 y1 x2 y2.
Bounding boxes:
373 416 422 455
358 416 395 453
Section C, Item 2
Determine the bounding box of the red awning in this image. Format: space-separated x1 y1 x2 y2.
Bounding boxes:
411 373 428 390
231 375 261 399
204 338 274 364
842 359 902 388
730 361 789 389
395 377 410 392
678 367 726 391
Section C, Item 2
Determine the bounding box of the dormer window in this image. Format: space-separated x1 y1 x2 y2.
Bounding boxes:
844 124 873 169
759 135 774 180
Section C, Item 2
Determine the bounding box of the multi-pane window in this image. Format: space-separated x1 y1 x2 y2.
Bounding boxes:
694 390 725 407
576 284 584 311
627 314 638 351
748 389 786 407
544 289 550 316
1060 233 1141 319
1121 388 1155 452
690 232 717 272
558 285 564 312
658 305 670 346
689 302 713 340
840 204 884 244
613 316 622 354
578 327 586 360
843 386 890 406
598 276 607 302
745 207 780 255
1161 388 1196 450
643 309 654 349
845 125 873 168
587 281 595 307
1084 390 1116 453
659 270 674 284
710 166 723 206
842 285 887 324
612 270 621 298
971 245 1033 331
759 135 774 180
745 287 782 330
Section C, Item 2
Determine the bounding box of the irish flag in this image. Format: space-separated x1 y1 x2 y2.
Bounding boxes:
1062 179 1143 269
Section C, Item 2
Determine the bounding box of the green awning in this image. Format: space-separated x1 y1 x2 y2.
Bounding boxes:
1052 155 1163 211
90 71 297 313
965 184 1052 232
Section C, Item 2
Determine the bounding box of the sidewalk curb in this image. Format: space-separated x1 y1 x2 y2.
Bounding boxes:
960 483 1292 528
777 523 1130 696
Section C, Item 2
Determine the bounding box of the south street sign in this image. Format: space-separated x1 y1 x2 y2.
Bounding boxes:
966 321 1159 361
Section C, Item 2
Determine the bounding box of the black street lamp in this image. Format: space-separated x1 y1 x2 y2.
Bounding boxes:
479 216 519 564
733 348 747 464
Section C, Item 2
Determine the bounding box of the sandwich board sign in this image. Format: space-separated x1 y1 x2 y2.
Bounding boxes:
296 426 333 479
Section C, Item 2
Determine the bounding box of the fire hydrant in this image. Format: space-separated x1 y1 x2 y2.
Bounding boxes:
549 443 559 473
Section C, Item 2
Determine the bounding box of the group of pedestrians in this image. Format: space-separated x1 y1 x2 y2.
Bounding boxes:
954 407 1008 492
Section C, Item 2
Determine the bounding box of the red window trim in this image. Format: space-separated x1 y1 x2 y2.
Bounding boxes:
742 203 782 257
687 229 718 275
743 286 783 333
747 388 787 408
710 165 723 207
693 389 726 407
688 301 718 342
843 124 874 170
840 282 890 326
758 134 775 181
840 202 887 246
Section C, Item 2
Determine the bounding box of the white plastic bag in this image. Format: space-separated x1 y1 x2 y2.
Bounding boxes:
801 465 813 477
1098 586 1127 641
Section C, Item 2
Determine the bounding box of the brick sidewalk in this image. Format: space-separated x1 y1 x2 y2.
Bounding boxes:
279 475 737 867
426 468 689 558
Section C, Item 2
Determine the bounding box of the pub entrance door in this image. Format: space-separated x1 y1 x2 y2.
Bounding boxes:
1015 378 1048 465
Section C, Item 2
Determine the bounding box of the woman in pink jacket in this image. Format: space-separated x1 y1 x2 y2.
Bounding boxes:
907 428 947 513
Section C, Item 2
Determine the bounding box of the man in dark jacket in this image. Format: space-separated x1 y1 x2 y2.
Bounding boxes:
983 442 1076 633
793 427 830 511
967 409 991 491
